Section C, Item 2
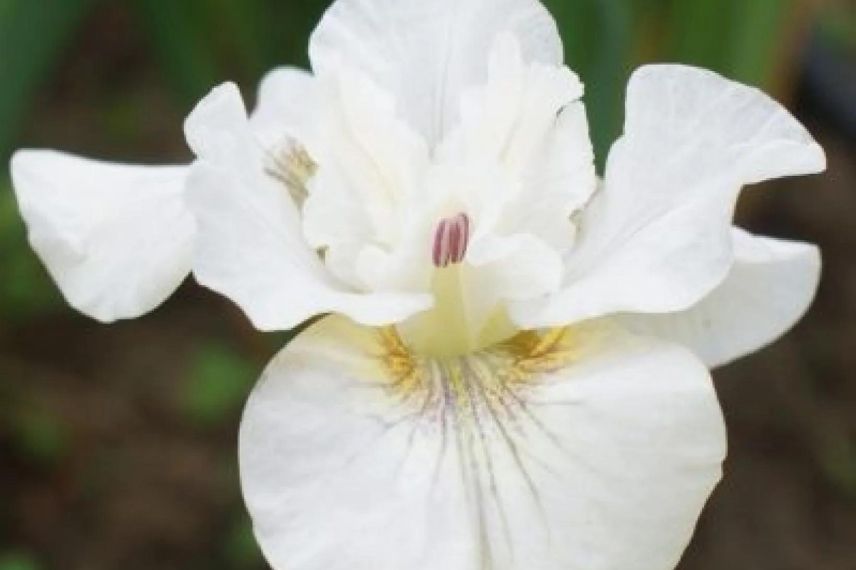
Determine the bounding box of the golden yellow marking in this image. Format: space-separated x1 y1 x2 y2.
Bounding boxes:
372 325 576 566
375 326 574 409
500 328 575 379
377 327 428 402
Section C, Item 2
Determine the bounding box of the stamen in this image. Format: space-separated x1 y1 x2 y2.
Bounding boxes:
264 137 317 208
432 213 470 268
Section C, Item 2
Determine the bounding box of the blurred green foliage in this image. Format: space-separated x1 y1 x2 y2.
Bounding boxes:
819 2 856 54
223 516 265 568
8 405 69 466
0 551 40 570
0 0 95 160
822 436 856 501
0 183 62 322
181 341 256 427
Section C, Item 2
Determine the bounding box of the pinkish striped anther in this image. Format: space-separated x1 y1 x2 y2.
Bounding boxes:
432 213 470 268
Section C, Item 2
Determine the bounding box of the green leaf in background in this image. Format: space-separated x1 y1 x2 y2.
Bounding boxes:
132 0 222 105
181 341 256 427
224 515 265 568
545 0 634 166
727 0 791 86
276 0 331 68
131 0 322 106
9 405 69 466
669 0 792 87
0 0 96 159
204 0 274 79
819 3 856 54
0 551 40 570
822 435 856 501
0 181 62 322
668 0 735 72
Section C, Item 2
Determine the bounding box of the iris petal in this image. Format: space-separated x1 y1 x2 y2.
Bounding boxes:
10 150 193 322
184 83 432 331
512 65 826 329
309 0 563 146
240 316 726 570
614 227 821 368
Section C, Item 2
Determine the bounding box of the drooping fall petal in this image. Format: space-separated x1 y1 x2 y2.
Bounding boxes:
240 316 726 570
614 227 821 368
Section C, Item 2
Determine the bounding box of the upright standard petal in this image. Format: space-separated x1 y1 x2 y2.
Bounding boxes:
240 316 726 570
614 228 821 369
301 64 432 293
513 64 826 328
309 0 563 145
184 83 432 331
440 33 595 253
10 151 193 322
250 66 323 150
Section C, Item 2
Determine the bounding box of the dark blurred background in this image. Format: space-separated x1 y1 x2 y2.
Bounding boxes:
0 1 854 569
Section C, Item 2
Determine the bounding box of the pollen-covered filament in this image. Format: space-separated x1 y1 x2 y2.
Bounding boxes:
264 137 317 208
432 213 470 268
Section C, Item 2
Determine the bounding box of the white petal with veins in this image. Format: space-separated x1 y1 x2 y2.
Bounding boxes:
301 64 431 291
614 227 821 368
512 64 826 329
240 316 726 570
440 34 595 253
10 150 193 322
185 83 432 330
309 0 563 146
283 34 594 345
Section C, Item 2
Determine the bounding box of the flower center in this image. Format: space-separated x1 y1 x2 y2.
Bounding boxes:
432 212 470 268
377 326 576 425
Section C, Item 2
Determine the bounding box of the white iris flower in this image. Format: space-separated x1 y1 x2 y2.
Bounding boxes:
10 0 826 569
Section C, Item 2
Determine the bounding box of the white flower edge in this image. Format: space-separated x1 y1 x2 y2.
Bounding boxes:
614 227 821 369
309 0 564 146
184 82 433 331
240 315 726 570
511 64 826 330
9 150 194 322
